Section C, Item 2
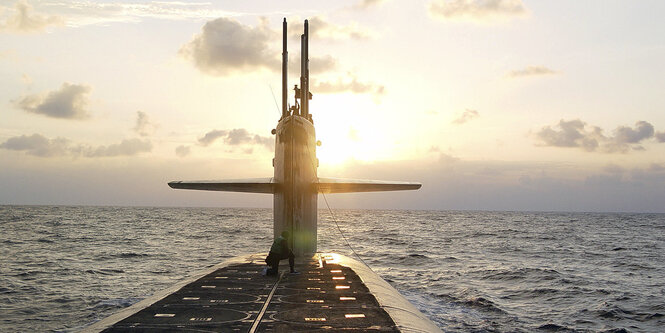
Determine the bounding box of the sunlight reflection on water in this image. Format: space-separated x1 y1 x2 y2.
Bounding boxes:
1 206 663 332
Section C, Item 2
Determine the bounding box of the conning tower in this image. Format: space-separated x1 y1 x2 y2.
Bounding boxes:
169 19 421 256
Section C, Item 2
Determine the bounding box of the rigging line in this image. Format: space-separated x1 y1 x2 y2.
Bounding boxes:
305 143 377 274
267 84 282 116
321 191 376 274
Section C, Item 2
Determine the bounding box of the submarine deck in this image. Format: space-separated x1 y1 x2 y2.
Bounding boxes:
97 253 399 332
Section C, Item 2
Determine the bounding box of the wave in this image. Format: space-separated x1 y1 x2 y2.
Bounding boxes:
3 206 665 332
459 296 506 314
84 268 125 275
435 290 507 314
113 252 151 258
536 323 570 331
476 267 561 281
90 297 141 310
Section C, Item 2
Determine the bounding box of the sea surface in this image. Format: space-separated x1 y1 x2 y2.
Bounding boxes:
1 206 664 332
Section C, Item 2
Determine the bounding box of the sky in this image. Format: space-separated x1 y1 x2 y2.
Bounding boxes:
1 0 665 212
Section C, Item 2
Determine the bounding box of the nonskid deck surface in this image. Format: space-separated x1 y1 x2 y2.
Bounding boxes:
101 254 398 332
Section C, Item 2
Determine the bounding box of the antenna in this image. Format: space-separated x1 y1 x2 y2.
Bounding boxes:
300 20 310 118
281 18 288 118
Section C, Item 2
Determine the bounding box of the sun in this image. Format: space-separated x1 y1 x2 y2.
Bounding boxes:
314 113 390 167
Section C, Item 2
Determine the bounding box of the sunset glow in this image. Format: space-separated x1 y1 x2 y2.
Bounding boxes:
2 0 665 212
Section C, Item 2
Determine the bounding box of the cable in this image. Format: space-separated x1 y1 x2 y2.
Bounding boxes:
320 190 376 273
267 84 282 116
305 140 376 273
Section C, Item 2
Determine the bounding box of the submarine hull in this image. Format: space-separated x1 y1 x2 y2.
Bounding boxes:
82 252 442 332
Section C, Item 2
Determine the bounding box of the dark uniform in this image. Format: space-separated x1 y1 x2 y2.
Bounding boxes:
265 232 295 275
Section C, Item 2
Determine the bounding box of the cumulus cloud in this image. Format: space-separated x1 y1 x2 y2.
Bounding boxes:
134 111 156 137
175 145 190 157
508 65 557 78
198 129 226 147
605 121 654 153
656 131 665 143
13 83 92 119
312 75 385 97
290 16 374 40
85 138 152 157
0 0 63 33
0 133 70 157
198 128 273 150
536 119 600 150
535 119 661 153
181 17 347 77
428 0 527 22
452 109 479 124
0 134 151 158
180 17 279 76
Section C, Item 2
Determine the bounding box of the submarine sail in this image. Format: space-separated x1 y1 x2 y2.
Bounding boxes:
168 18 421 255
86 19 441 333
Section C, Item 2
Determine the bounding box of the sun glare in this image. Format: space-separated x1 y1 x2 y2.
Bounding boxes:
314 101 393 166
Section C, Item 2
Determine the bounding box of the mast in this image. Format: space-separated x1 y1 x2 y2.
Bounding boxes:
281 18 288 119
300 20 309 118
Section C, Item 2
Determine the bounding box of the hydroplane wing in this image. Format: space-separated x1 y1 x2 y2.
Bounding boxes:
168 178 276 193
316 177 422 193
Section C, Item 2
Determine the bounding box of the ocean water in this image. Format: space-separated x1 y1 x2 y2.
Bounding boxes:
1 206 663 332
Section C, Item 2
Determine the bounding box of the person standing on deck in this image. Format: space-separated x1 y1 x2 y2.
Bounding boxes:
265 231 298 275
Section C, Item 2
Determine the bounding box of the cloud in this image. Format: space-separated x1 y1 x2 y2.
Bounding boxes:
289 16 374 41
657 131 665 143
175 145 190 157
508 65 557 78
198 128 273 150
0 134 70 157
604 121 654 153
181 17 344 77
353 0 387 10
13 83 92 119
0 134 152 158
613 121 654 143
312 75 385 97
452 109 479 124
134 111 156 137
198 129 226 146
85 138 152 157
536 119 598 150
287 54 338 77
0 1 239 29
428 0 527 22
180 17 279 76
0 0 63 33
535 119 661 153
309 55 339 74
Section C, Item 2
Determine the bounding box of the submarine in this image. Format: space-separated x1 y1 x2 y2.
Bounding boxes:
84 19 442 332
